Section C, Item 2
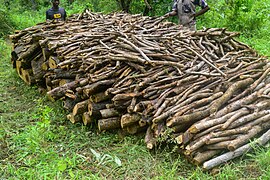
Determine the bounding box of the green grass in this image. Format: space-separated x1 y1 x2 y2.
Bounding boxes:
1 38 270 179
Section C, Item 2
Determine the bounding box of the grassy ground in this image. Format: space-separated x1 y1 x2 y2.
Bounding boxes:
0 38 270 179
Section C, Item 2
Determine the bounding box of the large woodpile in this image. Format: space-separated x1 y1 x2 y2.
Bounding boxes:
10 11 270 170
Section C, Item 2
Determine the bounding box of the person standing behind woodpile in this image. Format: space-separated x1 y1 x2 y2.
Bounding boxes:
46 0 67 21
165 0 210 31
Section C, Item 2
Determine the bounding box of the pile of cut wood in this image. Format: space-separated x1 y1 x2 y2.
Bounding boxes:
9 11 270 170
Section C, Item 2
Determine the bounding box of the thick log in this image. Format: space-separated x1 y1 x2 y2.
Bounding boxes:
90 91 111 103
100 108 119 119
208 136 237 145
22 69 35 85
120 113 141 128
221 107 250 129
193 150 221 165
112 92 139 102
98 117 121 131
205 141 232 150
48 56 61 69
63 97 77 111
19 43 41 61
211 126 251 138
189 108 250 134
213 90 259 118
88 101 108 118
185 134 212 154
47 78 85 101
42 48 51 61
228 110 270 129
166 108 210 129
83 79 116 97
72 99 89 116
16 61 35 85
60 79 74 86
229 66 270 102
15 60 24 80
175 131 193 145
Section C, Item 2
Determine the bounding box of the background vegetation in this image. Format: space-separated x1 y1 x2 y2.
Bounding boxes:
0 0 270 179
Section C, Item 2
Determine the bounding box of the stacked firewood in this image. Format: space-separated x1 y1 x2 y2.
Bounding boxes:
9 10 270 170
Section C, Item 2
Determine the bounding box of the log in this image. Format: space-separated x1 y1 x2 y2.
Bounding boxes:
90 91 111 103
67 113 82 124
83 79 116 97
126 123 147 135
206 136 238 145
209 78 254 115
189 108 250 134
193 150 221 165
227 126 262 151
145 126 156 150
72 99 89 116
88 101 108 118
203 129 270 170
166 108 210 129
31 54 46 82
47 78 85 101
98 117 121 131
120 113 141 128
100 108 119 119
20 43 41 61
48 56 60 69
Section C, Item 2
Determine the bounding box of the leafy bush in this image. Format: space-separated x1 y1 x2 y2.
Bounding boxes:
0 8 15 38
6 0 50 11
224 0 267 36
200 0 269 37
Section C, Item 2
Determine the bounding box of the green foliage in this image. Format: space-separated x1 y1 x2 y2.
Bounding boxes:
0 9 15 38
4 0 50 11
224 0 268 36
65 0 94 15
199 0 267 33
